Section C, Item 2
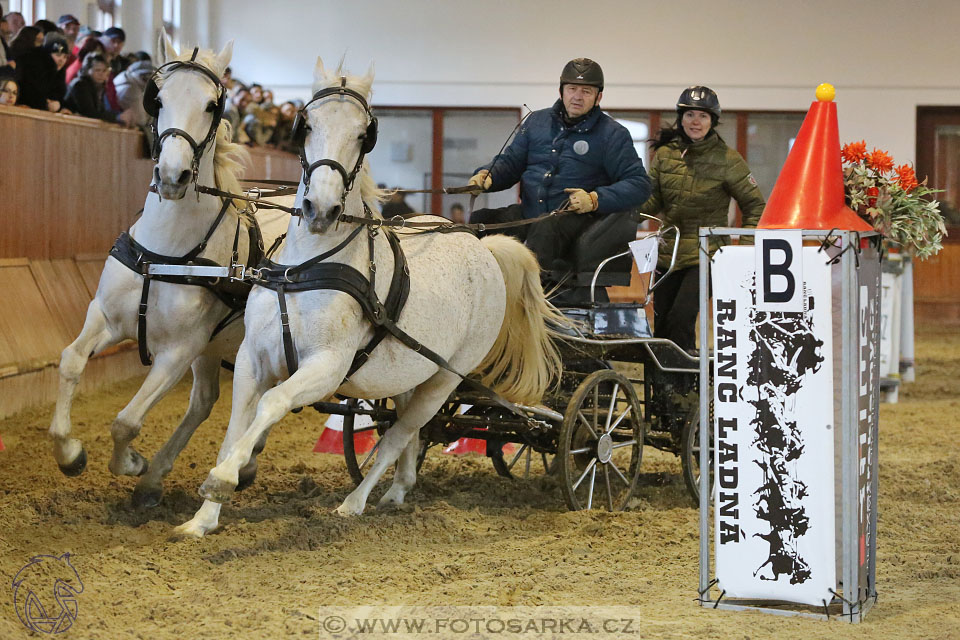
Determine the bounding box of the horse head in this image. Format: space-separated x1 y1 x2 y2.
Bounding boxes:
296 57 377 233
147 32 232 200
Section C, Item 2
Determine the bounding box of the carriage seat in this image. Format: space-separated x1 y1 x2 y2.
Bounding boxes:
548 208 639 305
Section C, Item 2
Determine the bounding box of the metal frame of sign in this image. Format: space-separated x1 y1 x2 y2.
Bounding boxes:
697 227 881 623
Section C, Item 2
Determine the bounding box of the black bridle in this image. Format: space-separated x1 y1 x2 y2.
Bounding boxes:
292 76 378 209
143 47 227 192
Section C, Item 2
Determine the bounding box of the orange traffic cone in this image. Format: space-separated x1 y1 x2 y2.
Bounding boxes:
313 413 376 454
443 437 489 455
758 84 873 232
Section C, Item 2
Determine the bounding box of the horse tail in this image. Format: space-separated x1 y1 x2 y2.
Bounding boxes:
474 235 565 405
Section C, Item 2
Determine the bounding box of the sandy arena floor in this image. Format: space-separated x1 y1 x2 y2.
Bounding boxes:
0 328 958 639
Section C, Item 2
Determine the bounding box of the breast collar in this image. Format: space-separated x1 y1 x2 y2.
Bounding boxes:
109 199 264 365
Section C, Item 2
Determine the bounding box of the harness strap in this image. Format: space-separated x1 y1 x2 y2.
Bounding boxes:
276 284 299 376
344 231 409 379
110 198 261 367
138 274 153 365
254 225 539 426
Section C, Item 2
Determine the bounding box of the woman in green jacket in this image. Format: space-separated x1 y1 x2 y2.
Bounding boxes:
641 86 765 353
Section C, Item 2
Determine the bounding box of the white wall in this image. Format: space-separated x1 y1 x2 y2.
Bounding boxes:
204 0 960 166
37 0 960 166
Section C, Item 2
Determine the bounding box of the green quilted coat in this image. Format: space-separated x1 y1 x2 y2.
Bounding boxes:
641 132 765 270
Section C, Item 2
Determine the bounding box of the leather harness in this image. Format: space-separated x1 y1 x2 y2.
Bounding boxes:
109 198 264 365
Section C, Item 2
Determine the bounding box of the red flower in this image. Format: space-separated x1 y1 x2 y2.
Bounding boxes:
894 164 919 192
866 148 894 173
841 140 868 164
866 186 879 208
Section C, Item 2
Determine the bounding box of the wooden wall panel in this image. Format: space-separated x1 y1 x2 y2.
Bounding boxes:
0 263 67 368
0 349 144 419
913 242 960 324
0 107 300 261
29 260 94 341
75 255 109 298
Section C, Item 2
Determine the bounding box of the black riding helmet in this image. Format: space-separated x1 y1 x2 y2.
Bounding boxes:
677 85 721 120
559 58 604 92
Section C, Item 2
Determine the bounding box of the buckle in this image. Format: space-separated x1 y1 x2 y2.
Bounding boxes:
229 263 246 281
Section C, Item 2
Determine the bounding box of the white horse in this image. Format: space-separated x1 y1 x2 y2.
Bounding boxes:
173 58 564 538
49 35 289 508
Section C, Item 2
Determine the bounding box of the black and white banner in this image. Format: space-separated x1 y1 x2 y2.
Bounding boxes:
712 234 836 606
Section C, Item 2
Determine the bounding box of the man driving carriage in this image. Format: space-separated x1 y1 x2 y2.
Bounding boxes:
467 58 651 282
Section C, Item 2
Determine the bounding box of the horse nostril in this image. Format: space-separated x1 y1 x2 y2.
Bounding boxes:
153 166 161 184
328 204 343 219
177 170 192 185
301 198 315 219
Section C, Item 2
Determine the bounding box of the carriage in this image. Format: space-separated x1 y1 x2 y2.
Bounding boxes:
322 212 713 512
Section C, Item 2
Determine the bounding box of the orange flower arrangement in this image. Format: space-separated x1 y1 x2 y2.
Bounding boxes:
841 141 945 259
841 140 867 164
894 164 919 193
866 148 895 173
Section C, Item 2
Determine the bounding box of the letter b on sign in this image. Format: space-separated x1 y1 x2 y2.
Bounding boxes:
756 229 802 311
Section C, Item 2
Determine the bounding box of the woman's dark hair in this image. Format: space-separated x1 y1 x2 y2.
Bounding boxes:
651 110 721 150
33 19 60 35
76 37 105 66
8 26 41 60
80 53 108 79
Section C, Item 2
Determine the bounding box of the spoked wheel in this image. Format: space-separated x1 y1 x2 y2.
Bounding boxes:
559 370 643 511
681 405 714 506
489 440 556 479
342 399 428 486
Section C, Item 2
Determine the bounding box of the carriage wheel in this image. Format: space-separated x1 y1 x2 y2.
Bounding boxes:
489 440 556 479
559 370 643 511
342 400 427 486
681 405 714 506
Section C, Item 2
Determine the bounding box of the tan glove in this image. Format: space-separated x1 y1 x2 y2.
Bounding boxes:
467 169 493 191
564 188 599 214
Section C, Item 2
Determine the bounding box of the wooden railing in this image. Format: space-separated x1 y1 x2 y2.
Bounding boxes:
0 106 300 417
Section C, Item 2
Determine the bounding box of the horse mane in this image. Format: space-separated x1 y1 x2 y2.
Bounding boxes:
314 59 387 212
155 46 250 212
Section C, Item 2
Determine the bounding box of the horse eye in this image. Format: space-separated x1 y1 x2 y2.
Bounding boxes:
205 101 217 112
155 99 163 110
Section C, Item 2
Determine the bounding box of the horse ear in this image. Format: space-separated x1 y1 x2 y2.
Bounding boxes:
314 56 326 83
215 40 234 75
157 30 177 65
364 62 375 85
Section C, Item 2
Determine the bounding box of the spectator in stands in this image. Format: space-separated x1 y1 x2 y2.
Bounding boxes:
224 87 252 140
16 32 70 112
4 11 23 36
248 83 263 106
261 88 274 108
65 36 103 84
0 76 18 105
73 27 100 56
271 100 298 153
64 53 132 125
7 25 42 61
0 3 11 76
33 19 60 36
114 51 153 128
381 189 415 216
56 14 80 68
98 27 124 113
242 105 278 146
99 26 124 71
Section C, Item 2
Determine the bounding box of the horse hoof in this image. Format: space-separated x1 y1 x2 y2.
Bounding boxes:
58 448 87 477
169 523 206 541
199 474 236 504
235 470 257 492
131 485 163 509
